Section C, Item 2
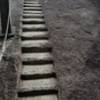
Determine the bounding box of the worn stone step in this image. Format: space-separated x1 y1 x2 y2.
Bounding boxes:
21 64 55 76
21 40 51 47
21 40 52 52
22 24 48 32
24 1 39 2
24 1 39 3
23 7 42 10
22 24 46 29
24 2 40 5
25 0 39 1
22 53 53 65
21 18 45 24
24 9 42 11
24 0 40 2
23 6 42 11
19 95 58 100
24 0 40 1
21 18 44 21
24 2 39 4
24 0 39 1
18 78 57 92
23 4 41 7
20 31 48 40
21 24 46 29
21 64 56 80
23 10 42 14
22 53 52 61
23 13 44 18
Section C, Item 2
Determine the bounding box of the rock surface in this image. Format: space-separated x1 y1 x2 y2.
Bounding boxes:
40 0 100 100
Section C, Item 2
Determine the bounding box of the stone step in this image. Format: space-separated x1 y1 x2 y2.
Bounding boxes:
23 7 42 10
20 31 48 40
22 53 53 65
24 0 39 1
21 18 45 24
21 40 52 52
24 1 39 3
24 2 39 4
22 24 46 29
18 78 57 92
23 7 42 11
23 4 41 7
22 24 48 32
24 0 40 1
23 10 42 14
23 13 44 18
24 0 40 2
24 2 40 4
21 64 56 80
21 64 55 76
19 95 58 100
24 9 42 11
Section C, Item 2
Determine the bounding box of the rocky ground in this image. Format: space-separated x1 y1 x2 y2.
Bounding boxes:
41 0 100 100
0 0 100 100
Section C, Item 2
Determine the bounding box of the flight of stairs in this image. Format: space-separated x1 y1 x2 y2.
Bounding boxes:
17 0 58 100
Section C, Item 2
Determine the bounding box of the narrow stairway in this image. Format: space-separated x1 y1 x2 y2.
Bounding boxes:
17 0 58 100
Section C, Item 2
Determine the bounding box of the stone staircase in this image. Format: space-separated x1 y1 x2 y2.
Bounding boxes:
17 0 58 100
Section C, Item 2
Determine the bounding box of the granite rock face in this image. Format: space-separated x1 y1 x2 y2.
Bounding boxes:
40 0 100 100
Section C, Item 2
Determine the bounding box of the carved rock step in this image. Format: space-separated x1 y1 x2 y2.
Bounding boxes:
23 7 41 9
24 0 40 1
21 40 51 47
23 11 42 14
22 52 52 61
23 13 44 18
21 64 54 76
25 0 39 1
20 31 48 38
24 1 39 3
24 2 40 4
23 4 41 7
19 95 58 100
21 65 56 80
23 7 42 11
21 18 44 21
24 9 42 11
24 0 39 1
21 18 45 24
18 78 57 92
20 31 48 40
22 24 47 32
24 0 40 2
21 40 52 52
22 52 53 65
22 24 46 29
